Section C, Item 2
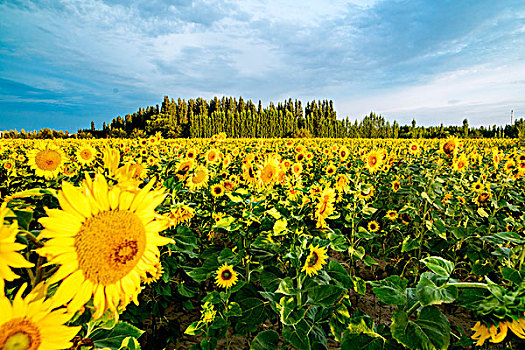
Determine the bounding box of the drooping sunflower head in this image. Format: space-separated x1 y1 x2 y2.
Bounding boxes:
358 185 375 200
36 174 173 319
302 244 328 277
215 263 238 289
187 165 209 191
176 158 195 179
27 145 66 179
476 190 492 206
441 137 458 156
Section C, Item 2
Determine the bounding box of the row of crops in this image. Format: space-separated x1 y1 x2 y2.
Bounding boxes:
1 135 525 349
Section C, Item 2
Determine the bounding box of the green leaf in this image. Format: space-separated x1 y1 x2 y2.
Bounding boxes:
119 337 141 350
266 207 282 219
214 216 236 230
307 285 344 306
239 298 267 325
281 297 307 326
348 245 365 260
477 208 489 218
282 320 311 350
273 218 288 235
391 306 450 350
327 261 354 289
91 322 144 349
173 226 198 255
224 302 243 317
276 277 298 295
342 326 384 350
184 267 209 282
184 321 202 335
251 330 280 350
421 257 454 278
12 210 33 231
502 267 523 284
370 276 407 306
178 282 198 298
416 277 457 306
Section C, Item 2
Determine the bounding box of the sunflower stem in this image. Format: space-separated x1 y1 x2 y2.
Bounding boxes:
519 245 525 271
32 256 46 287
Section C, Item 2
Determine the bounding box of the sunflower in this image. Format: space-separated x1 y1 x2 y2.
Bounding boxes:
168 205 195 227
385 210 398 221
27 145 66 179
142 261 164 284
441 137 459 156
339 146 349 161
210 184 225 198
471 320 511 345
258 157 280 187
186 147 197 159
76 145 97 165
391 180 401 192
291 162 303 177
364 149 383 173
0 284 80 350
295 152 305 162
215 263 238 289
0 203 34 290
475 190 492 206
368 221 380 232
36 174 173 318
325 164 337 177
452 154 469 172
335 174 348 191
206 149 220 163
315 187 336 228
358 186 374 201
176 159 195 179
408 142 420 155
187 166 209 191
302 244 328 277
504 159 515 173
472 181 484 192
102 148 120 176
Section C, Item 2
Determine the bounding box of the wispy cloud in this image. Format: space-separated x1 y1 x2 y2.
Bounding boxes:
0 0 524 130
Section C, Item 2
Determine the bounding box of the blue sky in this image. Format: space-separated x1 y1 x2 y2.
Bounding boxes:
1 0 524 131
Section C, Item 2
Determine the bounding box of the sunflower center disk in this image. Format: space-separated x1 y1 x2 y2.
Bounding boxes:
0 318 41 350
35 150 61 171
75 210 147 285
221 270 232 280
81 150 92 159
308 252 319 267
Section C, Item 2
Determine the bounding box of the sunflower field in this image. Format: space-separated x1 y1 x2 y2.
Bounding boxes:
2 134 525 349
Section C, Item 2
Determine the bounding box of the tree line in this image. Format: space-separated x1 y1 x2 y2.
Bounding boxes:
2 96 523 139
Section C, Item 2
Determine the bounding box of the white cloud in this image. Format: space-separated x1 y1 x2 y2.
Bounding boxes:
337 62 525 125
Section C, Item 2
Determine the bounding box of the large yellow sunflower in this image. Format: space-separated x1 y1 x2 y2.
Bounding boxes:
258 157 280 187
27 145 66 179
302 244 328 277
76 145 97 165
364 149 383 173
441 137 459 156
0 284 80 350
0 203 34 290
215 263 238 289
36 174 173 319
